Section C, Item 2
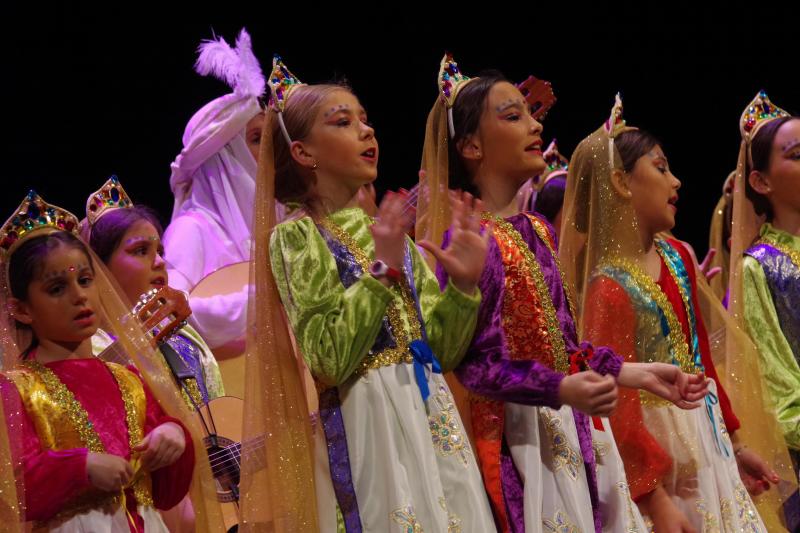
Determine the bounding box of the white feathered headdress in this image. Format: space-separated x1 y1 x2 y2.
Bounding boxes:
194 28 265 98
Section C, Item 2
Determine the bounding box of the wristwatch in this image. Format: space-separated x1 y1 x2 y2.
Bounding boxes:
369 260 402 284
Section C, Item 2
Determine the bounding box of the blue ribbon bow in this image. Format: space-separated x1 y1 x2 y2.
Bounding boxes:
409 340 442 403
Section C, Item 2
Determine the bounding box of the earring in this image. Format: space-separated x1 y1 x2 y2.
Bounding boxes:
312 161 319 170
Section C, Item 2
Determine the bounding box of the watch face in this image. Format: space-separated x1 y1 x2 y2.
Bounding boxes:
370 260 387 276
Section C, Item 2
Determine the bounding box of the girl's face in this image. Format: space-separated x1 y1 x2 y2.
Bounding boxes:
245 112 265 162
106 220 167 304
294 89 379 198
751 118 800 215
626 144 682 236
467 81 546 189
12 244 100 343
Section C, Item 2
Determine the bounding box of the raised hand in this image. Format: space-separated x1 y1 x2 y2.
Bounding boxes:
418 191 492 295
698 248 722 282
370 190 416 272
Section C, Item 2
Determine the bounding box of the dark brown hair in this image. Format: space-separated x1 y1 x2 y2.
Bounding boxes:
449 71 510 196
614 129 662 173
745 116 797 220
88 206 163 264
9 231 94 301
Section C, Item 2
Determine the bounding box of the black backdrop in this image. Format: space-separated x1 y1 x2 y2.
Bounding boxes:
7 3 800 256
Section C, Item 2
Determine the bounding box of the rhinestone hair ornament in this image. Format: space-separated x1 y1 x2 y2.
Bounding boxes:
85 175 134 226
739 90 790 164
604 93 632 169
438 53 476 138
541 139 570 184
0 191 80 261
267 55 305 145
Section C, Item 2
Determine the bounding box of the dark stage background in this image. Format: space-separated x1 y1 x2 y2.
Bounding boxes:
7 4 800 257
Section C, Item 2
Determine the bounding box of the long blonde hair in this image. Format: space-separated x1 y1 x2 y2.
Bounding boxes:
272 84 352 209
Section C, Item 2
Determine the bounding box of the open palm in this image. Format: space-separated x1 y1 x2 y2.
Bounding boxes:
419 191 492 295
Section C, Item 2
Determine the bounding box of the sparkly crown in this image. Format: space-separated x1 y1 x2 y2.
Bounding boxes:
516 76 556 121
85 175 133 226
267 55 304 112
605 93 627 138
541 139 569 182
0 191 80 258
438 53 473 108
740 90 790 141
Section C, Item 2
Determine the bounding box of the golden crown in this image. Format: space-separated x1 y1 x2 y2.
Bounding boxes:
85 175 133 226
740 90 790 141
1 191 80 258
267 55 305 113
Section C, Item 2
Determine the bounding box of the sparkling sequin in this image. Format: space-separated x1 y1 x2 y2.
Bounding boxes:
106 364 153 507
164 333 210 407
695 499 720 533
13 361 154 523
541 408 582 481
20 360 105 453
526 214 578 320
616 481 642 533
598 255 695 374
720 498 733 532
733 482 762 532
543 509 580 533
428 385 471 467
439 497 462 533
488 213 569 374
390 505 424 532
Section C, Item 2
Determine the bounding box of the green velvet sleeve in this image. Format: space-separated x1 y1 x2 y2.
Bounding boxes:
410 240 481 373
269 218 394 387
742 255 800 450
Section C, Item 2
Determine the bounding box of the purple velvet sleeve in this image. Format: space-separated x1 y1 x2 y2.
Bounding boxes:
437 229 564 408
584 342 623 378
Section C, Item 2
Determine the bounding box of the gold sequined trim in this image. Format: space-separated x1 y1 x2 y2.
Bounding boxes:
179 377 204 408
757 237 800 271
733 482 762 531
20 361 155 521
319 217 422 376
600 254 694 374
106 363 153 507
525 214 578 320
720 498 733 532
21 360 105 453
487 214 569 374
